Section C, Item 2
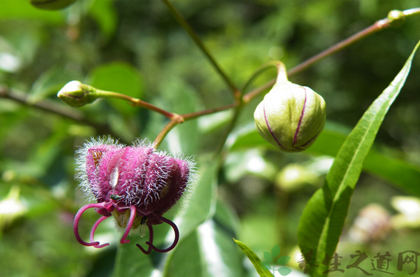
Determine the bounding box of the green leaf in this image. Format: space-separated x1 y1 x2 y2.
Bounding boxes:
312 127 420 197
197 220 244 277
87 62 143 116
276 256 290 266
88 0 117 38
164 219 243 277
0 0 64 23
163 199 243 277
297 40 420 276
212 198 240 235
171 158 218 243
0 36 23 73
113 239 156 277
234 239 274 277
261 261 272 270
29 66 82 103
271 244 281 259
142 77 202 156
158 77 203 156
163 230 202 277
227 122 420 198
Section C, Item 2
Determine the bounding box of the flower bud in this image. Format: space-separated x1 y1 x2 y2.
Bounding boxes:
30 0 77 10
254 63 326 152
57 81 98 107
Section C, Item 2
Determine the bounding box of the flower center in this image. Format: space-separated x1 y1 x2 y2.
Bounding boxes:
112 208 144 230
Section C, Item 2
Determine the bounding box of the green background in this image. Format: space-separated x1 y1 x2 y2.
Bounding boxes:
1 0 420 276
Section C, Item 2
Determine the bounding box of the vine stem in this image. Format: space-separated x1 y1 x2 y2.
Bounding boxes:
119 8 420 148
243 17 391 103
160 0 240 97
153 116 183 148
287 19 390 77
18 8 418 149
95 90 175 119
0 86 115 137
403 8 420 16
192 9 416 154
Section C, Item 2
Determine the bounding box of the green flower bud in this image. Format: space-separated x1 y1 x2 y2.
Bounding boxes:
30 0 77 10
254 63 326 152
57 80 99 107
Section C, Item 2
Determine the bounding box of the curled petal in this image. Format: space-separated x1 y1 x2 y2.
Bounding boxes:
136 215 179 254
90 216 110 248
148 216 180 253
74 203 109 247
120 205 137 244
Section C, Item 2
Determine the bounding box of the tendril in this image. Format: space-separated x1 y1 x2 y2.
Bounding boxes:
120 205 137 244
90 215 110 248
73 203 109 247
136 215 179 254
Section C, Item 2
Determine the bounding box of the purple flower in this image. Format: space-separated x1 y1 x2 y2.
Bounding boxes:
73 138 193 254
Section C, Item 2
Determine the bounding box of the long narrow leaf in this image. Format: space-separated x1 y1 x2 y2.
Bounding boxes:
308 124 420 197
233 239 274 277
161 158 219 275
164 201 243 277
297 41 420 277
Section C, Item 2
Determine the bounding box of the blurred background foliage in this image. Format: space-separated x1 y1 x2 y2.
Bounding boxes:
1 0 420 276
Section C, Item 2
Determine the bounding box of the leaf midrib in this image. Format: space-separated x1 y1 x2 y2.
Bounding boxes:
315 113 375 261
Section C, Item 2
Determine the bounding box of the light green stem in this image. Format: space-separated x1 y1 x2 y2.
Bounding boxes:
95 90 175 119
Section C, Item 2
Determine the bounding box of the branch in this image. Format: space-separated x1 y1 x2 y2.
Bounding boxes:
243 16 392 103
0 86 115 138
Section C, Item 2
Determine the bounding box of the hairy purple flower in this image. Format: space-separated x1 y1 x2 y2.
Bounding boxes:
73 137 193 254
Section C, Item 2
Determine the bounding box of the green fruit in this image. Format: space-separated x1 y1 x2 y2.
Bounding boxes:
30 0 77 10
